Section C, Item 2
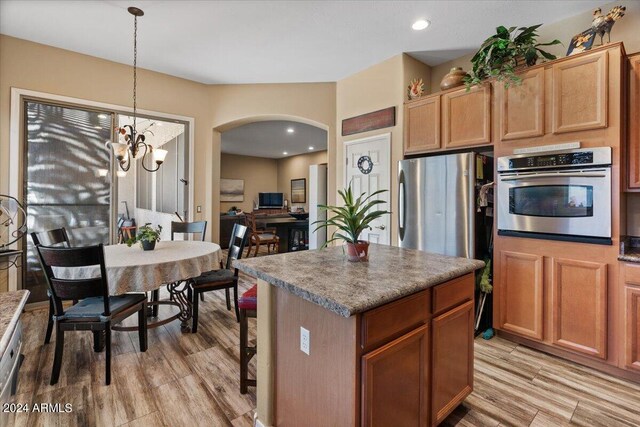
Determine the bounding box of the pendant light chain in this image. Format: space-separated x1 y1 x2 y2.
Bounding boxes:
133 13 138 136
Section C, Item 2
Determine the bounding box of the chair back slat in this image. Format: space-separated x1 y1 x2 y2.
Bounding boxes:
31 228 70 247
35 244 111 316
226 224 249 270
50 278 104 300
171 221 207 242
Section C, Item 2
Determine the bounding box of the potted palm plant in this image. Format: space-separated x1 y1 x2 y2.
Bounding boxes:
127 223 162 251
464 24 561 89
313 186 389 262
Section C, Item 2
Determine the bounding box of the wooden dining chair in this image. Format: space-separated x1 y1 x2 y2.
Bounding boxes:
30 228 71 345
35 243 148 385
244 213 279 257
188 223 249 331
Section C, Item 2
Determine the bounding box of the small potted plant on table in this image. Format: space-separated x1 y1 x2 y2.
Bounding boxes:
127 223 162 251
313 186 389 262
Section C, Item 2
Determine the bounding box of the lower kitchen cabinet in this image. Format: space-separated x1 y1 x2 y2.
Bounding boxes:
551 258 607 359
431 300 474 426
361 325 429 427
498 251 544 340
625 286 640 371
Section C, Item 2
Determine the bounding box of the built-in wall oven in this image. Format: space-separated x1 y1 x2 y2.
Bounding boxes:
497 147 612 245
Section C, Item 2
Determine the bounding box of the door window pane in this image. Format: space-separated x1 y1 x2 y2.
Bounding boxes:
24 101 112 302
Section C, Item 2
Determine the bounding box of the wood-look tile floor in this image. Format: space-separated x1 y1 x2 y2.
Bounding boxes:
8 246 640 426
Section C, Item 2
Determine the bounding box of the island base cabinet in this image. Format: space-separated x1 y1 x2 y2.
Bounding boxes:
431 300 474 426
361 325 429 427
626 286 640 371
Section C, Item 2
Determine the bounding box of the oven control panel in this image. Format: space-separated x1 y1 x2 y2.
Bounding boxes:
497 147 611 172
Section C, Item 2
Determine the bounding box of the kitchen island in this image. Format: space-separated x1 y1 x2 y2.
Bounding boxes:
235 244 484 427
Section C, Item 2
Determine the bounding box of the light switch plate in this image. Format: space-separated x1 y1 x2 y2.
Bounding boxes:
300 327 310 355
196 205 202 213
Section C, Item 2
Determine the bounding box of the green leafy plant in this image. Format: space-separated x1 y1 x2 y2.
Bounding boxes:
126 223 162 247
313 186 390 247
464 24 561 89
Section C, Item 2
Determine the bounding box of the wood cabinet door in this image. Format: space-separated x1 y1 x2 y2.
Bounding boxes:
551 258 607 359
361 324 429 427
552 50 608 134
431 300 473 426
498 251 544 340
625 286 640 371
404 96 441 154
629 54 640 189
500 68 545 141
442 85 491 148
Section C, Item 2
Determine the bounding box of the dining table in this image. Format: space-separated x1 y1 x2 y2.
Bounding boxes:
54 240 222 332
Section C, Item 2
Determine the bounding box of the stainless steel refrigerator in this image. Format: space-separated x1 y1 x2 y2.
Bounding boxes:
398 153 476 258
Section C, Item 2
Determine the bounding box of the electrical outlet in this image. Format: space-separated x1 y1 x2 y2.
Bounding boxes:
196 205 202 213
300 326 310 355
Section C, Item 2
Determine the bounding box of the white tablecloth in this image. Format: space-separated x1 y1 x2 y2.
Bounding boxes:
54 241 222 295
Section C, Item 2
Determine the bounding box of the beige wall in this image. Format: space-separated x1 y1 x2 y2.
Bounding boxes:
220 153 278 213
277 150 328 211
431 0 640 90
336 53 431 245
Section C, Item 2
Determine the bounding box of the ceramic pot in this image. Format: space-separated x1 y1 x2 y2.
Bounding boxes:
440 67 468 91
346 241 369 262
141 240 156 251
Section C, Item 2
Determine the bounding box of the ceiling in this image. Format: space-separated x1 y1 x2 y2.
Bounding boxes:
0 1 603 84
222 121 327 159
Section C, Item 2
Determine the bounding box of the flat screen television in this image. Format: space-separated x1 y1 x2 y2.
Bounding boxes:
259 192 284 209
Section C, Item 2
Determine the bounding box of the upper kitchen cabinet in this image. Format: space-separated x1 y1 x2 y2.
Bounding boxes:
404 95 441 154
499 68 545 141
443 84 492 149
552 50 608 134
628 53 640 190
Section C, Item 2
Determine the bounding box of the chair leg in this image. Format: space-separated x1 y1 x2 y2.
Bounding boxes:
200 293 205 302
151 289 159 317
191 288 200 334
254 242 260 257
138 305 148 352
246 240 252 258
44 298 54 345
92 331 104 352
225 288 231 311
239 309 248 394
50 325 64 385
105 323 112 386
233 283 240 323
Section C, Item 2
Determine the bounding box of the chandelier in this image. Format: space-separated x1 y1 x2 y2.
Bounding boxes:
109 7 167 173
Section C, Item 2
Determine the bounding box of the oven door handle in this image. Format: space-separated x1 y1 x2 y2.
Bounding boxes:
500 172 607 181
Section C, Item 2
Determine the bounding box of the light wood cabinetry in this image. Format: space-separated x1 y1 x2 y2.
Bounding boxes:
443 85 492 148
625 285 640 371
404 95 441 154
628 54 640 190
361 325 429 427
498 251 544 340
552 50 608 134
551 258 607 359
431 300 474 426
500 68 545 140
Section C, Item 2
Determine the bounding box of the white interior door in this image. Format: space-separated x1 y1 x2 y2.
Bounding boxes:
344 133 391 245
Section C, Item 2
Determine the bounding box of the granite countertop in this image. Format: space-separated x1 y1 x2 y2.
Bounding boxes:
0 290 29 357
620 236 640 263
234 244 484 317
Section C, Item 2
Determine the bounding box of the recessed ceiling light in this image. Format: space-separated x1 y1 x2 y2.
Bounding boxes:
308 146 314 150
283 151 288 155
287 128 294 133
412 19 430 31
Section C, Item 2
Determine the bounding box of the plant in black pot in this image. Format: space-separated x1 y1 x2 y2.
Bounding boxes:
127 223 162 251
313 186 389 262
464 24 561 89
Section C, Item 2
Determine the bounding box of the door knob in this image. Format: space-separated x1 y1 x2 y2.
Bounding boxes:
375 225 386 230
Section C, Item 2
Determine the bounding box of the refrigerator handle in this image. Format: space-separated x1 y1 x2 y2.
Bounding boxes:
398 169 406 241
